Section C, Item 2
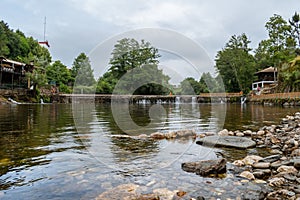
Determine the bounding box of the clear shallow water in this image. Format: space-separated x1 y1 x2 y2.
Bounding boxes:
0 103 299 199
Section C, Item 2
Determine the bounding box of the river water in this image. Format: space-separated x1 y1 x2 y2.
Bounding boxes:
0 102 299 199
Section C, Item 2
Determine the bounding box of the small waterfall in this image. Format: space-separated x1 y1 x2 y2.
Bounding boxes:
40 98 44 104
191 96 196 104
8 98 21 104
241 96 247 104
139 99 146 104
175 96 181 104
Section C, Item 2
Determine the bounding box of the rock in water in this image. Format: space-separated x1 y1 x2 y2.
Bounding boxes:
196 136 256 149
181 158 227 176
96 183 139 200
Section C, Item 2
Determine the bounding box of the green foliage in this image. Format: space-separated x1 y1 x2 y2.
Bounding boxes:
180 77 201 95
97 38 168 95
46 60 72 92
215 34 256 93
71 53 96 90
179 73 223 95
109 38 160 79
278 56 300 92
255 14 296 69
113 64 170 95
0 20 51 67
71 53 94 82
289 12 300 49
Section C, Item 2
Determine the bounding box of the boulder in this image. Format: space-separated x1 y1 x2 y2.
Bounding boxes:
182 158 227 176
196 136 256 149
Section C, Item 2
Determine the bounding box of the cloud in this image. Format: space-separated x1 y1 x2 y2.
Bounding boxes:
2 0 300 70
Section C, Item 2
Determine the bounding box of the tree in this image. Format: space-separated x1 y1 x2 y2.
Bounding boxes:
109 38 160 78
199 72 222 93
71 53 95 86
71 53 96 94
113 64 170 95
256 14 296 68
289 12 300 49
179 77 201 95
278 55 300 92
46 61 72 93
96 38 168 94
215 34 256 93
0 21 10 57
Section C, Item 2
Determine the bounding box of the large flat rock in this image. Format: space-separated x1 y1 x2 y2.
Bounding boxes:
196 135 256 149
182 158 227 176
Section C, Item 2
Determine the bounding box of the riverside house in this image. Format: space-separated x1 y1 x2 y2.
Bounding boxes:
252 66 278 93
0 56 34 89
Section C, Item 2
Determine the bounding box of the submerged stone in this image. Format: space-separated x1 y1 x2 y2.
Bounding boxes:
181 158 227 176
196 136 256 149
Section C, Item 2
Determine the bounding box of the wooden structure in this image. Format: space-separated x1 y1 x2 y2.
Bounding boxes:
0 57 34 89
198 92 243 103
59 94 176 104
252 67 277 91
250 92 300 100
198 93 242 98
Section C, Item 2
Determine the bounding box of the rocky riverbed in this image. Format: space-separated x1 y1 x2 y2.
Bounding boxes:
195 112 300 199
96 112 300 200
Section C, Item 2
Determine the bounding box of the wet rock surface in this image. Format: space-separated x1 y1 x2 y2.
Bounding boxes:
182 158 227 176
96 112 300 199
227 112 300 199
196 135 256 149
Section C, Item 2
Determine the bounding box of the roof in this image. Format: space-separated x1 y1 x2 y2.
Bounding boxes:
255 67 277 74
0 57 26 67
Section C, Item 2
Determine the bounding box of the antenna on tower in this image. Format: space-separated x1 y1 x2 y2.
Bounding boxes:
39 16 50 48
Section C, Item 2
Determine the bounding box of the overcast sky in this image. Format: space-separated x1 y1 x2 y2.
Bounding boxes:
1 0 299 81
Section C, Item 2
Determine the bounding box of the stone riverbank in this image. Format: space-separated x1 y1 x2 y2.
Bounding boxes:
97 112 300 199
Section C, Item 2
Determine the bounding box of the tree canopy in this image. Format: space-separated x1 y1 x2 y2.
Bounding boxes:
215 34 256 93
97 38 170 95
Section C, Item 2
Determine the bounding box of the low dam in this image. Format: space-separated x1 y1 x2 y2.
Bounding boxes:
57 93 244 104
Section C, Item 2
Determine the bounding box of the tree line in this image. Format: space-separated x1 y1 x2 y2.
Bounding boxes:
0 20 95 95
1 12 300 96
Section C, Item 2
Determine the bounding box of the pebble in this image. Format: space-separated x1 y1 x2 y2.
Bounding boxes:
252 162 270 169
239 171 255 180
277 165 298 173
218 129 229 136
253 169 271 179
283 174 297 181
243 130 252 136
269 177 285 187
254 179 267 184
269 149 283 154
257 130 265 136
236 132 244 137
259 154 281 163
293 158 300 169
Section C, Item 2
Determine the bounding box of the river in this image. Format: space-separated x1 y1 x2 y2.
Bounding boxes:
0 103 298 199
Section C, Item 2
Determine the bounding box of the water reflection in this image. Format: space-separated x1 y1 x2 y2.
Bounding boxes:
0 104 81 190
0 103 299 198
